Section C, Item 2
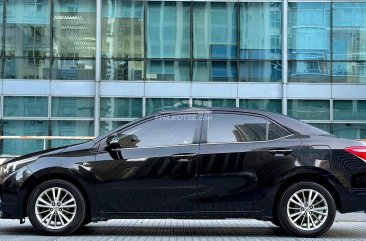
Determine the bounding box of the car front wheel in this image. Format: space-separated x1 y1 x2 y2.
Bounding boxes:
276 181 336 237
27 179 86 235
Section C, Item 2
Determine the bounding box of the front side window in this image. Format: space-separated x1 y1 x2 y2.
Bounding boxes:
207 113 291 143
114 114 198 148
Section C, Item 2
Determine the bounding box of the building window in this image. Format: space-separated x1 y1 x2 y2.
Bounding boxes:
333 123 366 140
288 100 330 120
308 123 331 133
3 96 48 117
146 98 189 115
240 2 282 60
51 59 95 80
4 58 51 79
102 0 144 58
100 97 143 119
147 1 190 58
193 61 237 82
50 120 94 148
193 2 237 59
192 99 236 108
5 0 50 57
100 121 130 134
288 61 331 83
333 3 366 61
51 97 94 118
334 100 366 121
239 99 282 113
146 61 190 81
288 3 331 61
53 0 96 58
101 60 144 81
332 62 366 83
1 120 48 156
239 61 282 82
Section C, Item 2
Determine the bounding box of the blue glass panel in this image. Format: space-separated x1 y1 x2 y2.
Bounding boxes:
333 123 366 140
52 97 94 118
288 3 331 60
146 61 190 81
102 0 144 58
193 2 237 59
240 61 282 82
102 60 144 81
240 2 282 60
2 120 48 156
5 0 50 57
147 1 190 58
288 100 330 120
333 3 366 60
239 99 282 113
52 59 95 80
193 99 236 108
334 100 366 121
288 61 330 83
212 61 237 81
4 96 48 117
53 0 96 57
50 120 94 148
308 123 331 133
146 98 189 115
100 121 130 134
100 98 143 118
4 58 51 79
332 62 366 83
0 0 2 57
193 61 237 82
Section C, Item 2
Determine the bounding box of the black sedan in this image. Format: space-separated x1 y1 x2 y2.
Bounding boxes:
1 108 366 237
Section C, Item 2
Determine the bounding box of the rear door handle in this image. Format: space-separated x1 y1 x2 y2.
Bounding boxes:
170 153 197 162
268 149 293 156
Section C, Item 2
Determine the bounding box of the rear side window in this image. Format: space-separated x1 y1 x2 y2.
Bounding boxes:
268 122 292 140
207 113 267 143
207 113 292 143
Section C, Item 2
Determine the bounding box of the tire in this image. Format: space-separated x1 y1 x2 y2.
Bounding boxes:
276 182 336 237
271 217 280 227
27 179 86 235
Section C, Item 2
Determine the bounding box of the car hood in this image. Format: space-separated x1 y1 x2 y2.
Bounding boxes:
1 147 67 165
0 140 95 166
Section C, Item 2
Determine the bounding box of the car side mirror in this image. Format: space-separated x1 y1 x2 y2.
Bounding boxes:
106 134 140 150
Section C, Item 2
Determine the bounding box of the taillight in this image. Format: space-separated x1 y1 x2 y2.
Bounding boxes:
345 146 366 161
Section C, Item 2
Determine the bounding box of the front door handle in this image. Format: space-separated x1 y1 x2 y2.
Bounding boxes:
170 153 197 162
268 149 293 156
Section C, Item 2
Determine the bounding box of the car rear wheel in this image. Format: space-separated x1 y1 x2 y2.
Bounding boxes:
27 179 86 235
276 182 336 237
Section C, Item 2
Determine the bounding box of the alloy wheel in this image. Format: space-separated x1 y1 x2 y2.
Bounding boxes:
286 189 328 231
35 187 77 229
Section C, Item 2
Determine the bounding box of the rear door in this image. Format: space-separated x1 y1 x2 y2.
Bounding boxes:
197 111 301 213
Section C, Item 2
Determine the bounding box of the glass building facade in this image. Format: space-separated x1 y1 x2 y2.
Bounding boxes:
1 0 366 156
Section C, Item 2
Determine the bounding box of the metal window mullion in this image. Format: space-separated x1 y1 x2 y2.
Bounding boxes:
94 0 102 136
142 96 146 117
237 2 240 85
282 0 288 115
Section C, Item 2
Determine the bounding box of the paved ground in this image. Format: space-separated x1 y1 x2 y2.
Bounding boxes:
0 218 365 241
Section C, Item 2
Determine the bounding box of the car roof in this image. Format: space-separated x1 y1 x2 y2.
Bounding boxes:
95 107 331 142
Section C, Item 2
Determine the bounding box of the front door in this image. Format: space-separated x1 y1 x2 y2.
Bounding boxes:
94 113 202 213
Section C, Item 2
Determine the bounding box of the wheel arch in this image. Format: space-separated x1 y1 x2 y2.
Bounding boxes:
21 171 94 221
272 172 342 218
